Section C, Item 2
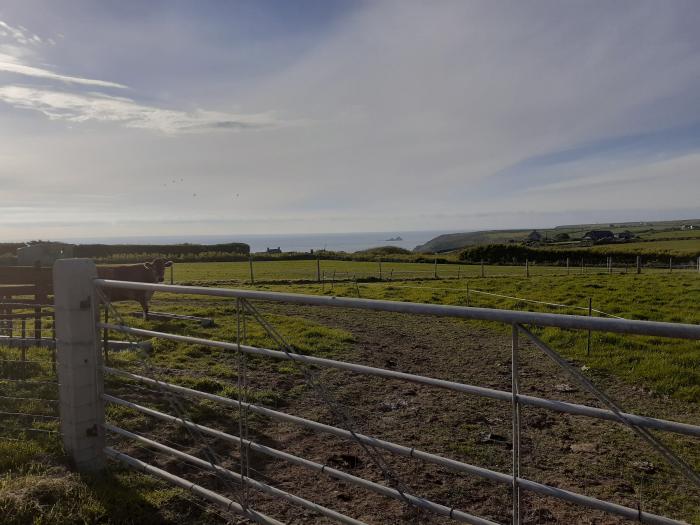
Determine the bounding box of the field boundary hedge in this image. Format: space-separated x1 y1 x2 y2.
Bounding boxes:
458 244 700 264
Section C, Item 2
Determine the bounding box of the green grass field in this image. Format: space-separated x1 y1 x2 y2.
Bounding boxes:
170 258 697 285
229 271 700 402
642 229 700 240
587 238 700 256
166 259 700 401
2 260 699 523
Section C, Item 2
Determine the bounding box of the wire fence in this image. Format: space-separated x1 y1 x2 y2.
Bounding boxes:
175 257 700 286
0 341 59 442
0 296 59 441
350 282 626 322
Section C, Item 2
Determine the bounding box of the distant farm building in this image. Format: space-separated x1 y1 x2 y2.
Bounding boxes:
616 231 635 240
266 247 282 254
681 224 695 230
17 242 74 266
583 230 614 242
527 230 542 242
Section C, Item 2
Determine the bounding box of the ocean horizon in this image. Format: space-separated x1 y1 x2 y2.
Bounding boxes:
57 230 458 253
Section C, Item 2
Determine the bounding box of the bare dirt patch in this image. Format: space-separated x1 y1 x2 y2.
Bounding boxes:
109 302 700 524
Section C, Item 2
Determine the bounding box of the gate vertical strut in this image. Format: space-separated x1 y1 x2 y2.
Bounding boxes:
511 324 521 524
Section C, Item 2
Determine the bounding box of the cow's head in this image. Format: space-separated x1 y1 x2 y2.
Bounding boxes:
144 259 173 282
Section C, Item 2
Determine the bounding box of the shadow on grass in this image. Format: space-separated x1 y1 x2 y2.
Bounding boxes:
80 467 184 525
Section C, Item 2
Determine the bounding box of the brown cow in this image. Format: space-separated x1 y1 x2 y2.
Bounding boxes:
97 259 172 318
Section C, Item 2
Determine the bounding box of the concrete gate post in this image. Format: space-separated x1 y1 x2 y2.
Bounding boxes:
53 259 105 471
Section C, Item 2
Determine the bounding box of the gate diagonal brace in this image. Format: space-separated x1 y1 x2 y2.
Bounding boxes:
518 325 700 489
239 298 427 516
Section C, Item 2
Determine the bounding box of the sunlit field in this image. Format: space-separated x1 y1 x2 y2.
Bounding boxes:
2 262 699 523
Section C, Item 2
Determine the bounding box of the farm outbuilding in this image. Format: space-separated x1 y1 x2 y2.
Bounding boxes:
527 230 542 242
583 230 614 242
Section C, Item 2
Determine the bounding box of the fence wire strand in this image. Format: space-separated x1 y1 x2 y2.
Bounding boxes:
95 288 254 519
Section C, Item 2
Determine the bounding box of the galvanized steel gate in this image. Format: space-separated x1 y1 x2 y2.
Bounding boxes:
52 260 699 525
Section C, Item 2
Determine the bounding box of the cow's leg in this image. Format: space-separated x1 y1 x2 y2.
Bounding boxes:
139 299 149 320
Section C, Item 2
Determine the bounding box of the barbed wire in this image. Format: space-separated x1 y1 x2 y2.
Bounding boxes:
0 358 53 366
0 395 58 403
356 282 627 320
0 378 58 384
0 410 59 420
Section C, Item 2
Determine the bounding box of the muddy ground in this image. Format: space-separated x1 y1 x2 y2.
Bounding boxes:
107 302 700 525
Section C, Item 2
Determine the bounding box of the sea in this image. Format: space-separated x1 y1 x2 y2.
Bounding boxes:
62 231 454 254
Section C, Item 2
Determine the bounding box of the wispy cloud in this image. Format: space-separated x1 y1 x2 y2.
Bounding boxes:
0 20 42 46
0 85 281 133
0 17 282 134
0 52 127 88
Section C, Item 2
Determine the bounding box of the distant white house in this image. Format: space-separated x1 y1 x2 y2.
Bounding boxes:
17 242 74 267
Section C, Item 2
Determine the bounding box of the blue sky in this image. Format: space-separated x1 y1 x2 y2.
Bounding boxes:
0 1 699 240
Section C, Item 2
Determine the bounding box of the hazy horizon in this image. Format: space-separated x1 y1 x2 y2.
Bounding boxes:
3 212 699 247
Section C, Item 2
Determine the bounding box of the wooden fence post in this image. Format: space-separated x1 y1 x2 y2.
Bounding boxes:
587 297 592 356
316 257 321 283
566 257 570 275
434 257 438 279
636 255 641 274
249 256 255 285
525 259 529 278
481 259 485 278
378 258 382 280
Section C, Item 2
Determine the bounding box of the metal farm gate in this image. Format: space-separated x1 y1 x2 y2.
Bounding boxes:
51 259 699 524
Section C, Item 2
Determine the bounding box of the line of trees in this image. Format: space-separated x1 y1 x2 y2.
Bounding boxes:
458 244 700 265
92 247 450 265
74 242 250 258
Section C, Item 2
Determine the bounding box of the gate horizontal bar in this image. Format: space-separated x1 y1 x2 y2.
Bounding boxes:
104 395 499 525
104 446 284 525
94 279 700 339
105 423 367 525
101 324 700 438
103 376 685 525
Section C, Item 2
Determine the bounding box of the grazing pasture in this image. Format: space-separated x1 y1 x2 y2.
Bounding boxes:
171 258 698 286
586 238 700 255
1 261 699 523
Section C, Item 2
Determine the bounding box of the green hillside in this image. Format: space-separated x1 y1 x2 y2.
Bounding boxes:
414 219 700 253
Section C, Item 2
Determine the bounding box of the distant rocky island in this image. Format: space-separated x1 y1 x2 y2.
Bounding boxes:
384 236 403 241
